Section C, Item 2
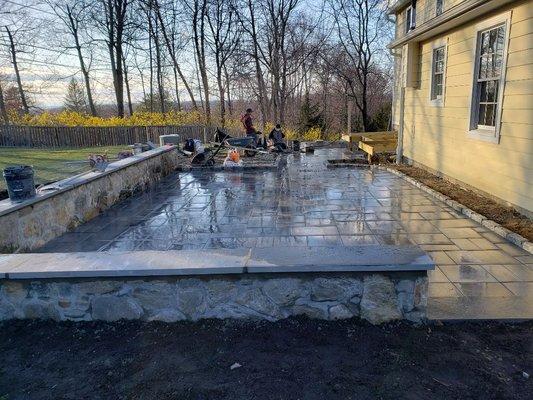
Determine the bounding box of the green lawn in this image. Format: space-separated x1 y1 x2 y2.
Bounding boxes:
0 146 130 189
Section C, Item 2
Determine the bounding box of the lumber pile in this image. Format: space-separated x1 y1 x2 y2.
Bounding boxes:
355 131 398 163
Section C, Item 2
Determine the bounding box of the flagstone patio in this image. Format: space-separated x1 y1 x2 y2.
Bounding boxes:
34 148 533 320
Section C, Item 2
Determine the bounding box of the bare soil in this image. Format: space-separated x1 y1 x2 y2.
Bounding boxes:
390 164 533 242
0 318 531 400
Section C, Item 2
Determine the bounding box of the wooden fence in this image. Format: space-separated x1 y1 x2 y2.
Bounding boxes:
0 125 242 148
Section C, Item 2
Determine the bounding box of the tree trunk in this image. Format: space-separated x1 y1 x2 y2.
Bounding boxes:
248 0 268 129
122 54 134 116
108 40 124 117
152 17 165 113
106 0 126 118
148 17 154 112
223 64 233 116
193 0 211 125
67 6 97 116
173 67 181 111
5 27 29 114
0 80 8 124
217 68 225 127
193 49 204 110
361 71 369 131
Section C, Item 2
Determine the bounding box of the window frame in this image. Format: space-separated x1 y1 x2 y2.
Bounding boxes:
435 0 443 17
429 39 447 107
468 12 511 144
405 1 417 34
405 6 413 34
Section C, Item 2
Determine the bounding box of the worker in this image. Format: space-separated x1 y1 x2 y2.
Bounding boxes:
269 124 287 151
241 108 258 145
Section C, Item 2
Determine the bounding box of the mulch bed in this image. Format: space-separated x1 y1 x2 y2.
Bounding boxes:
389 164 533 242
0 318 531 400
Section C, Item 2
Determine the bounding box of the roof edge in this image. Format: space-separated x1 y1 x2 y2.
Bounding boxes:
388 0 411 14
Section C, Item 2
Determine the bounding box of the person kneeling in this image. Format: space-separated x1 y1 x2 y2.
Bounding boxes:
269 124 287 152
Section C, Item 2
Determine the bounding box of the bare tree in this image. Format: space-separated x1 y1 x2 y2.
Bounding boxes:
0 0 393 133
206 0 240 127
331 0 387 131
93 0 132 117
191 0 211 124
152 0 198 110
48 0 98 116
151 7 166 113
237 0 269 128
4 26 29 114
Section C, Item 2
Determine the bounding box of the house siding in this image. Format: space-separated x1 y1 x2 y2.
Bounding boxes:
393 0 533 214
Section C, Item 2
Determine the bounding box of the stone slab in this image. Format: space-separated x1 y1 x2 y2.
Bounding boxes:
3 249 248 279
247 245 434 273
0 254 35 277
0 245 435 279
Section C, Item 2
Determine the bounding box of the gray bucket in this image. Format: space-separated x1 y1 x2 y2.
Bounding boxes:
3 165 36 202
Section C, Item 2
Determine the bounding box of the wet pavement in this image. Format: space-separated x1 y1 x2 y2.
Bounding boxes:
37 148 533 320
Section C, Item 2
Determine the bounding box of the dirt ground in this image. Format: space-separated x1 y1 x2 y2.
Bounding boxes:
390 164 533 242
0 318 531 400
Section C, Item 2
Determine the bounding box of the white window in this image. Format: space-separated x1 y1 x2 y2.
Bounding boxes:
469 14 510 143
430 45 446 105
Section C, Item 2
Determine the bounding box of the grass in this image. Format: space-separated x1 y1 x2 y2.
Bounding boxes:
0 146 130 190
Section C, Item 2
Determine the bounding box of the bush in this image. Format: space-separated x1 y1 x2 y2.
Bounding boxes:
9 110 339 141
10 110 204 127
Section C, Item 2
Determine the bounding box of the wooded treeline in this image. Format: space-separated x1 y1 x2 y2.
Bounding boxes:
0 0 394 135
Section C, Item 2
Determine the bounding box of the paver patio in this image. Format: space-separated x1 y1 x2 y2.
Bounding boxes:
37 148 533 320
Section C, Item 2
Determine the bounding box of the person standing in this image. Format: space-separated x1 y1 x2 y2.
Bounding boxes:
241 108 258 145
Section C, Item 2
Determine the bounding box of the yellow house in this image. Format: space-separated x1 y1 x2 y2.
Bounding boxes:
388 0 533 216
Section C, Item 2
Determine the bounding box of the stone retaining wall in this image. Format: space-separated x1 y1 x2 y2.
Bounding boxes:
0 272 428 324
0 147 183 253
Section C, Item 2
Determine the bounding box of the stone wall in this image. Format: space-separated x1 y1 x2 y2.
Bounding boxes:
0 272 428 324
0 147 183 252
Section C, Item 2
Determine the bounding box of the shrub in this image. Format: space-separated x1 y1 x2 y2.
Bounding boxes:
9 110 339 141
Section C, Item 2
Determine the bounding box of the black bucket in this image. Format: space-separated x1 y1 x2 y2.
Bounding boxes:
293 140 300 152
3 165 36 202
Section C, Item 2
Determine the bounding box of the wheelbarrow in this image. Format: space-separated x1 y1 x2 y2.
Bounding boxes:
191 135 257 166
214 128 259 157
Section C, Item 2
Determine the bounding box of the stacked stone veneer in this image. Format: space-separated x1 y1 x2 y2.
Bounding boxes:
0 272 428 324
0 148 183 253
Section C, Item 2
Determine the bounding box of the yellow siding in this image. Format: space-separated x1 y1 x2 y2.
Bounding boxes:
396 0 533 213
